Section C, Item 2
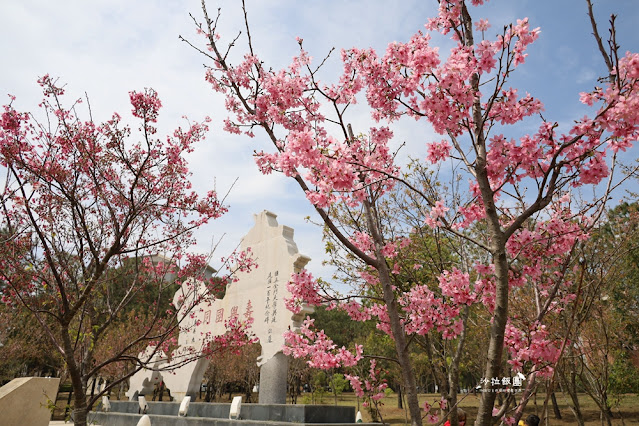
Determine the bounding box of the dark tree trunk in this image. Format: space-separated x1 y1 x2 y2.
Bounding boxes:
61 327 89 426
205 381 212 402
364 200 422 426
551 392 562 419
65 389 73 420
90 378 96 400
560 368 585 426
474 246 509 426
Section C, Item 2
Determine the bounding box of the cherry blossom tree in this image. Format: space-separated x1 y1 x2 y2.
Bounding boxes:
0 76 253 426
188 0 639 424
306 175 475 419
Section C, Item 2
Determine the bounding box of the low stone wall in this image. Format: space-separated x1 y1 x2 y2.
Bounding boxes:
0 377 60 426
91 401 381 425
102 401 230 417
90 411 368 426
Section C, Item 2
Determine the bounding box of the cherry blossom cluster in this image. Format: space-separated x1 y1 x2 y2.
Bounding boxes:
344 359 388 407
285 269 323 314
401 284 463 339
200 29 400 209
284 264 469 342
209 302 258 355
282 317 363 369
130 89 162 124
504 321 560 376
422 397 450 424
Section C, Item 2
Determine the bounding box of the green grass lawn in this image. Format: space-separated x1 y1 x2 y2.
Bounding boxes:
302 391 639 425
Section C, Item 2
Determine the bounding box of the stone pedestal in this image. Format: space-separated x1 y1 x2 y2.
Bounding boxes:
258 352 288 404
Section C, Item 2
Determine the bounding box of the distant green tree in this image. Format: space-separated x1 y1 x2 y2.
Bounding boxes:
330 373 348 404
604 202 639 395
311 304 371 349
553 201 639 426
311 370 328 404
0 304 63 382
609 352 639 394
606 202 639 348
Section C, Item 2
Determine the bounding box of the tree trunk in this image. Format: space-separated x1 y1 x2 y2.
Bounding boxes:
295 375 301 404
449 390 460 426
551 392 562 419
90 377 96 400
379 262 422 426
65 389 73 420
364 200 422 426
448 307 469 426
560 368 585 426
69 365 87 425
474 248 509 426
468 31 513 417
61 327 88 426
424 334 448 398
205 381 212 402
512 371 536 425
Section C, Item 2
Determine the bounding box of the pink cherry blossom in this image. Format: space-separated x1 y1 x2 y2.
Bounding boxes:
475 19 491 32
426 139 452 163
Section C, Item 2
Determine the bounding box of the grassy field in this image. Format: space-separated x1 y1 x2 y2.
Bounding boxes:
298 391 639 425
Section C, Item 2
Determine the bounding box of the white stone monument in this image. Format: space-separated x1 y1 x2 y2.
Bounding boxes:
127 211 312 403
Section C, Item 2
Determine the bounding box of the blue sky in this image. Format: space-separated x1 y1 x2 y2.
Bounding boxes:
1 0 638 280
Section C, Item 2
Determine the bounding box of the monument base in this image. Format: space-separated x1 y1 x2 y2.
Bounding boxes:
258 352 289 404
90 400 383 425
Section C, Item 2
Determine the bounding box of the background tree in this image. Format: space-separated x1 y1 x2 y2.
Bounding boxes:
0 76 242 426
202 342 260 402
552 200 639 425
287 355 312 404
0 303 63 382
